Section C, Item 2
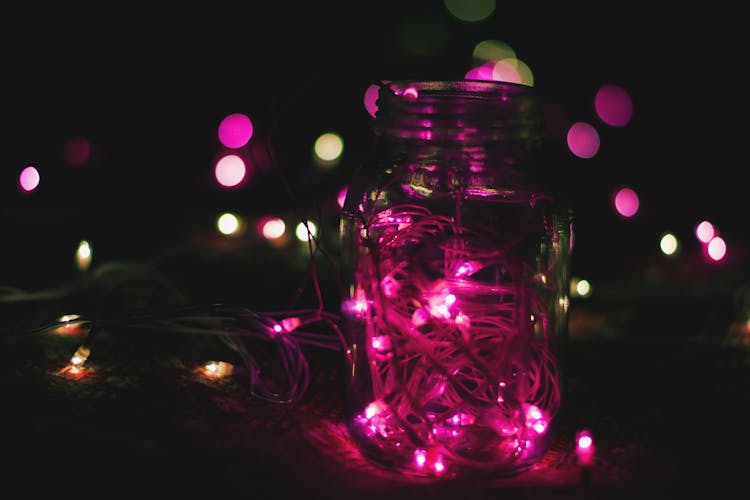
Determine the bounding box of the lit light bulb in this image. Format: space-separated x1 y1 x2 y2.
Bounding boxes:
70 346 91 367
55 314 86 334
280 317 301 333
201 361 234 379
76 240 92 271
575 429 595 466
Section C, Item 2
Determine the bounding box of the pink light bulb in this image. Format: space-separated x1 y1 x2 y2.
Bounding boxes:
575 429 595 466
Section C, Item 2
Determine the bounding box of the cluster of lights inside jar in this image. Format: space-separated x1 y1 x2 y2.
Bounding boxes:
346 204 560 477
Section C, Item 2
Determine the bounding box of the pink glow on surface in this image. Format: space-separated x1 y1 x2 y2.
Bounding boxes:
566 122 600 158
695 221 715 243
62 364 88 379
595 85 633 126
19 166 40 192
707 236 727 261
218 113 253 149
63 136 91 166
214 154 246 187
614 187 639 218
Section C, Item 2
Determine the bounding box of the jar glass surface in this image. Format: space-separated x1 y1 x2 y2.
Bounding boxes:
340 80 572 480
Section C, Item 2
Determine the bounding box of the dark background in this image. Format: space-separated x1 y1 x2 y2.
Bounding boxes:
3 4 747 295
2 4 749 497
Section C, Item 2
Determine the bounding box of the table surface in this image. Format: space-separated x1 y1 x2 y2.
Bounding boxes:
2 261 749 499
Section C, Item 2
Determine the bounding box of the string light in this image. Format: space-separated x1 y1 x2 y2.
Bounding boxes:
200 361 234 379
54 314 87 335
575 428 595 466
60 345 92 378
76 240 92 271
347 204 562 477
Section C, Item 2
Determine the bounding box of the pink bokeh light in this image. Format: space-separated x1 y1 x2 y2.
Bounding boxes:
63 136 91 166
566 122 600 159
19 166 40 192
214 154 247 187
613 187 639 218
218 113 253 149
595 84 633 127
707 236 727 262
695 221 715 243
258 216 286 240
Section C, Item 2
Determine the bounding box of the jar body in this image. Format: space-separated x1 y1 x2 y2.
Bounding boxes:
340 81 572 480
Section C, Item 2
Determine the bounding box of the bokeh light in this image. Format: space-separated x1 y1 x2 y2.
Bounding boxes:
337 186 348 209
314 133 344 162
63 136 91 166
19 166 40 192
444 0 495 22
613 187 639 218
218 113 253 149
566 122 600 159
576 279 592 297
707 236 727 262
490 59 522 84
214 154 247 187
76 240 92 271
659 233 679 256
595 85 633 127
495 58 533 86
570 277 592 298
259 216 286 240
295 221 318 242
695 220 715 243
217 213 241 235
472 39 515 66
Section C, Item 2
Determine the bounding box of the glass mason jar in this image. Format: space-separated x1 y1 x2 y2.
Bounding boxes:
339 80 573 480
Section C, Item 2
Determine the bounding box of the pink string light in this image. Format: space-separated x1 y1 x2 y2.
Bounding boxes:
349 203 561 477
